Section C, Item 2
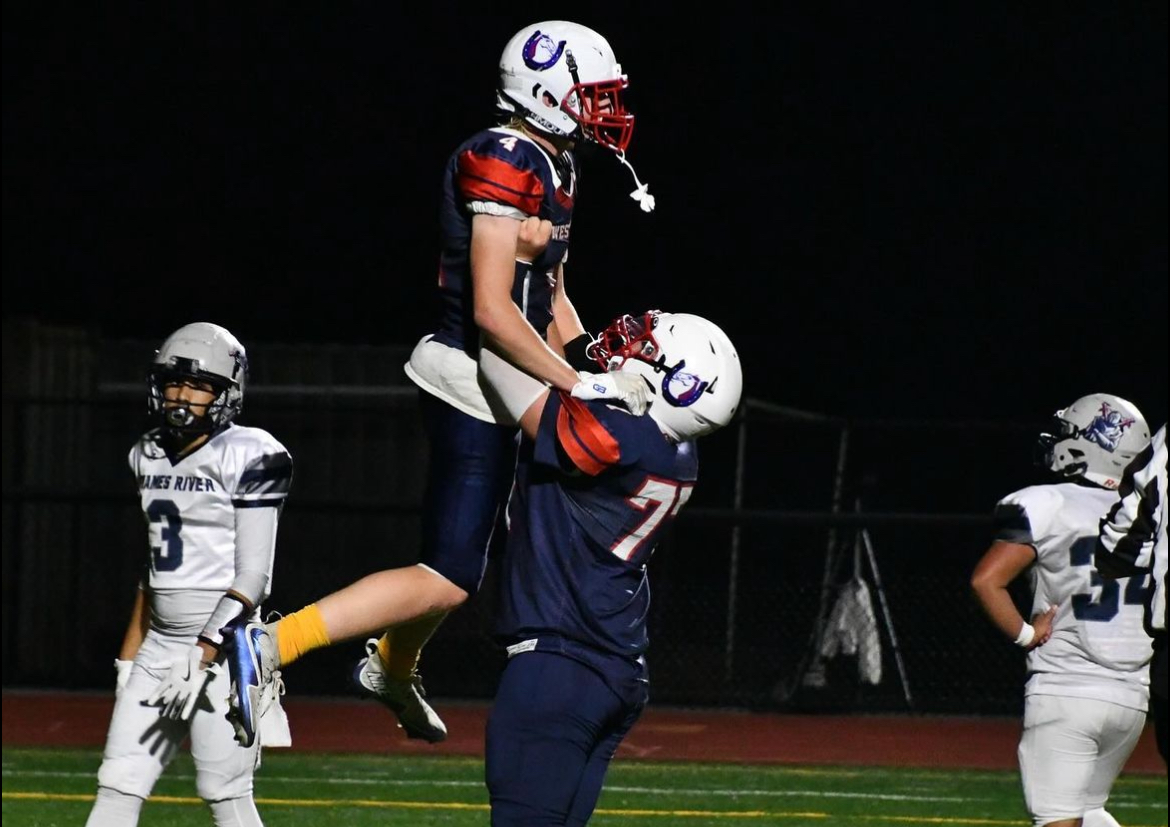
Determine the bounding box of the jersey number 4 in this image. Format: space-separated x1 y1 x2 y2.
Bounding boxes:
1068 536 1148 622
146 499 184 571
612 478 694 561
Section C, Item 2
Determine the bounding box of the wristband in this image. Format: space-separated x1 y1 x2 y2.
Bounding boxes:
1014 622 1035 648
564 334 597 372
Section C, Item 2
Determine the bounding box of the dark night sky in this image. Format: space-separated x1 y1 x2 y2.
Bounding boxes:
3 5 1167 425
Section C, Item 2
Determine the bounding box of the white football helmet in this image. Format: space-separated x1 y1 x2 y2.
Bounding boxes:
496 20 634 153
1038 393 1150 489
147 322 248 435
589 311 743 441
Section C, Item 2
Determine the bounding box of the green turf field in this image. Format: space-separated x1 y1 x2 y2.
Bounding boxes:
2 747 1166 826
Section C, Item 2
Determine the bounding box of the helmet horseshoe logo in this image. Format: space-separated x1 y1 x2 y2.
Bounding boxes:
661 359 709 408
522 31 566 71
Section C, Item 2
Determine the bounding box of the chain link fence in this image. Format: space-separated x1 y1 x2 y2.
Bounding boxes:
2 321 1041 714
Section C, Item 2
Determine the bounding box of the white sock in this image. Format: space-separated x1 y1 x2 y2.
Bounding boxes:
84 786 144 827
208 796 264 827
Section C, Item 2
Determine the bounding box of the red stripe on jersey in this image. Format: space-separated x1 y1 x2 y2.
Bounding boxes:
556 394 621 476
554 186 574 211
457 150 545 213
557 406 605 475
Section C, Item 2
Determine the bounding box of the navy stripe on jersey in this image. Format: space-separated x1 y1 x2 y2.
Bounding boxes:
238 453 293 496
992 501 1033 545
232 498 283 509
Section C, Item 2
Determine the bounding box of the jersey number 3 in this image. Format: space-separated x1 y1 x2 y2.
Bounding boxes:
147 499 184 571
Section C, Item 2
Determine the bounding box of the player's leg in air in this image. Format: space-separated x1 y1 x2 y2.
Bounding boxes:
223 390 517 744
354 390 516 740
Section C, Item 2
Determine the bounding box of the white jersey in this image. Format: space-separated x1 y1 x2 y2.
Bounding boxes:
129 423 292 635
994 482 1151 711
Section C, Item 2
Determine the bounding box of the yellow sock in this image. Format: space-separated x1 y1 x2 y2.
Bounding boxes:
274 604 331 668
376 629 421 682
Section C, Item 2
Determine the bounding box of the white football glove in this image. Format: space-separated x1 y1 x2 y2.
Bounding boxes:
145 646 219 722
114 659 134 698
571 371 651 416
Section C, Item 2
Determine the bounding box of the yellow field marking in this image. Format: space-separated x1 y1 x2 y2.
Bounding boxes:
2 792 487 810
4 791 1166 827
595 807 826 819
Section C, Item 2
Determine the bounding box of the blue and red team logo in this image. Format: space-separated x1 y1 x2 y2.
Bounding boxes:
523 31 566 71
1084 402 1136 453
662 360 709 408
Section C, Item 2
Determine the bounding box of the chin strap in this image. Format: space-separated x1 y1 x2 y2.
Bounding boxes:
615 150 655 213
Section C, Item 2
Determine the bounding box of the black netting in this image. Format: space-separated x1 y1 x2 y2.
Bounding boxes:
1 328 1046 715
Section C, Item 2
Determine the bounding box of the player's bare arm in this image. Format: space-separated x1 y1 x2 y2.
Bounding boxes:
114 586 150 693
118 586 150 662
970 541 1056 650
547 318 565 357
471 213 580 391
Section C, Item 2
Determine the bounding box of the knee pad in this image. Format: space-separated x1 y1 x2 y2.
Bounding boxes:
195 759 256 802
96 755 166 800
85 786 144 826
207 796 264 827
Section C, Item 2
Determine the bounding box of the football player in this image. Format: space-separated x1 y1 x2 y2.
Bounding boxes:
222 21 653 746
1096 422 1168 764
970 394 1152 827
85 323 291 827
485 310 742 822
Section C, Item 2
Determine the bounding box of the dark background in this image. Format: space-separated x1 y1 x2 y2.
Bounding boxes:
2 5 1166 713
3 5 1167 422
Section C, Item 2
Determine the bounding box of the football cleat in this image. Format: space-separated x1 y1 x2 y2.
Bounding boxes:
222 618 280 748
353 638 448 743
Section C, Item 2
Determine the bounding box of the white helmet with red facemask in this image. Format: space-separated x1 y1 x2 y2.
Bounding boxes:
589 311 743 442
496 20 634 154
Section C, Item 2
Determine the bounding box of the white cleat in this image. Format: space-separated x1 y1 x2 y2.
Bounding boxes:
353 639 447 743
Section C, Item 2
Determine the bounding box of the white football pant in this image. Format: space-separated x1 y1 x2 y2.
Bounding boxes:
1018 694 1145 826
94 630 260 801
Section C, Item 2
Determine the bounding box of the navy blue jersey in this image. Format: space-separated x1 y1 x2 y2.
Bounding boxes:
432 127 576 354
496 393 699 659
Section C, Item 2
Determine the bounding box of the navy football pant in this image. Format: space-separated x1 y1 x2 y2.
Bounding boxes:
418 391 517 595
485 651 647 826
